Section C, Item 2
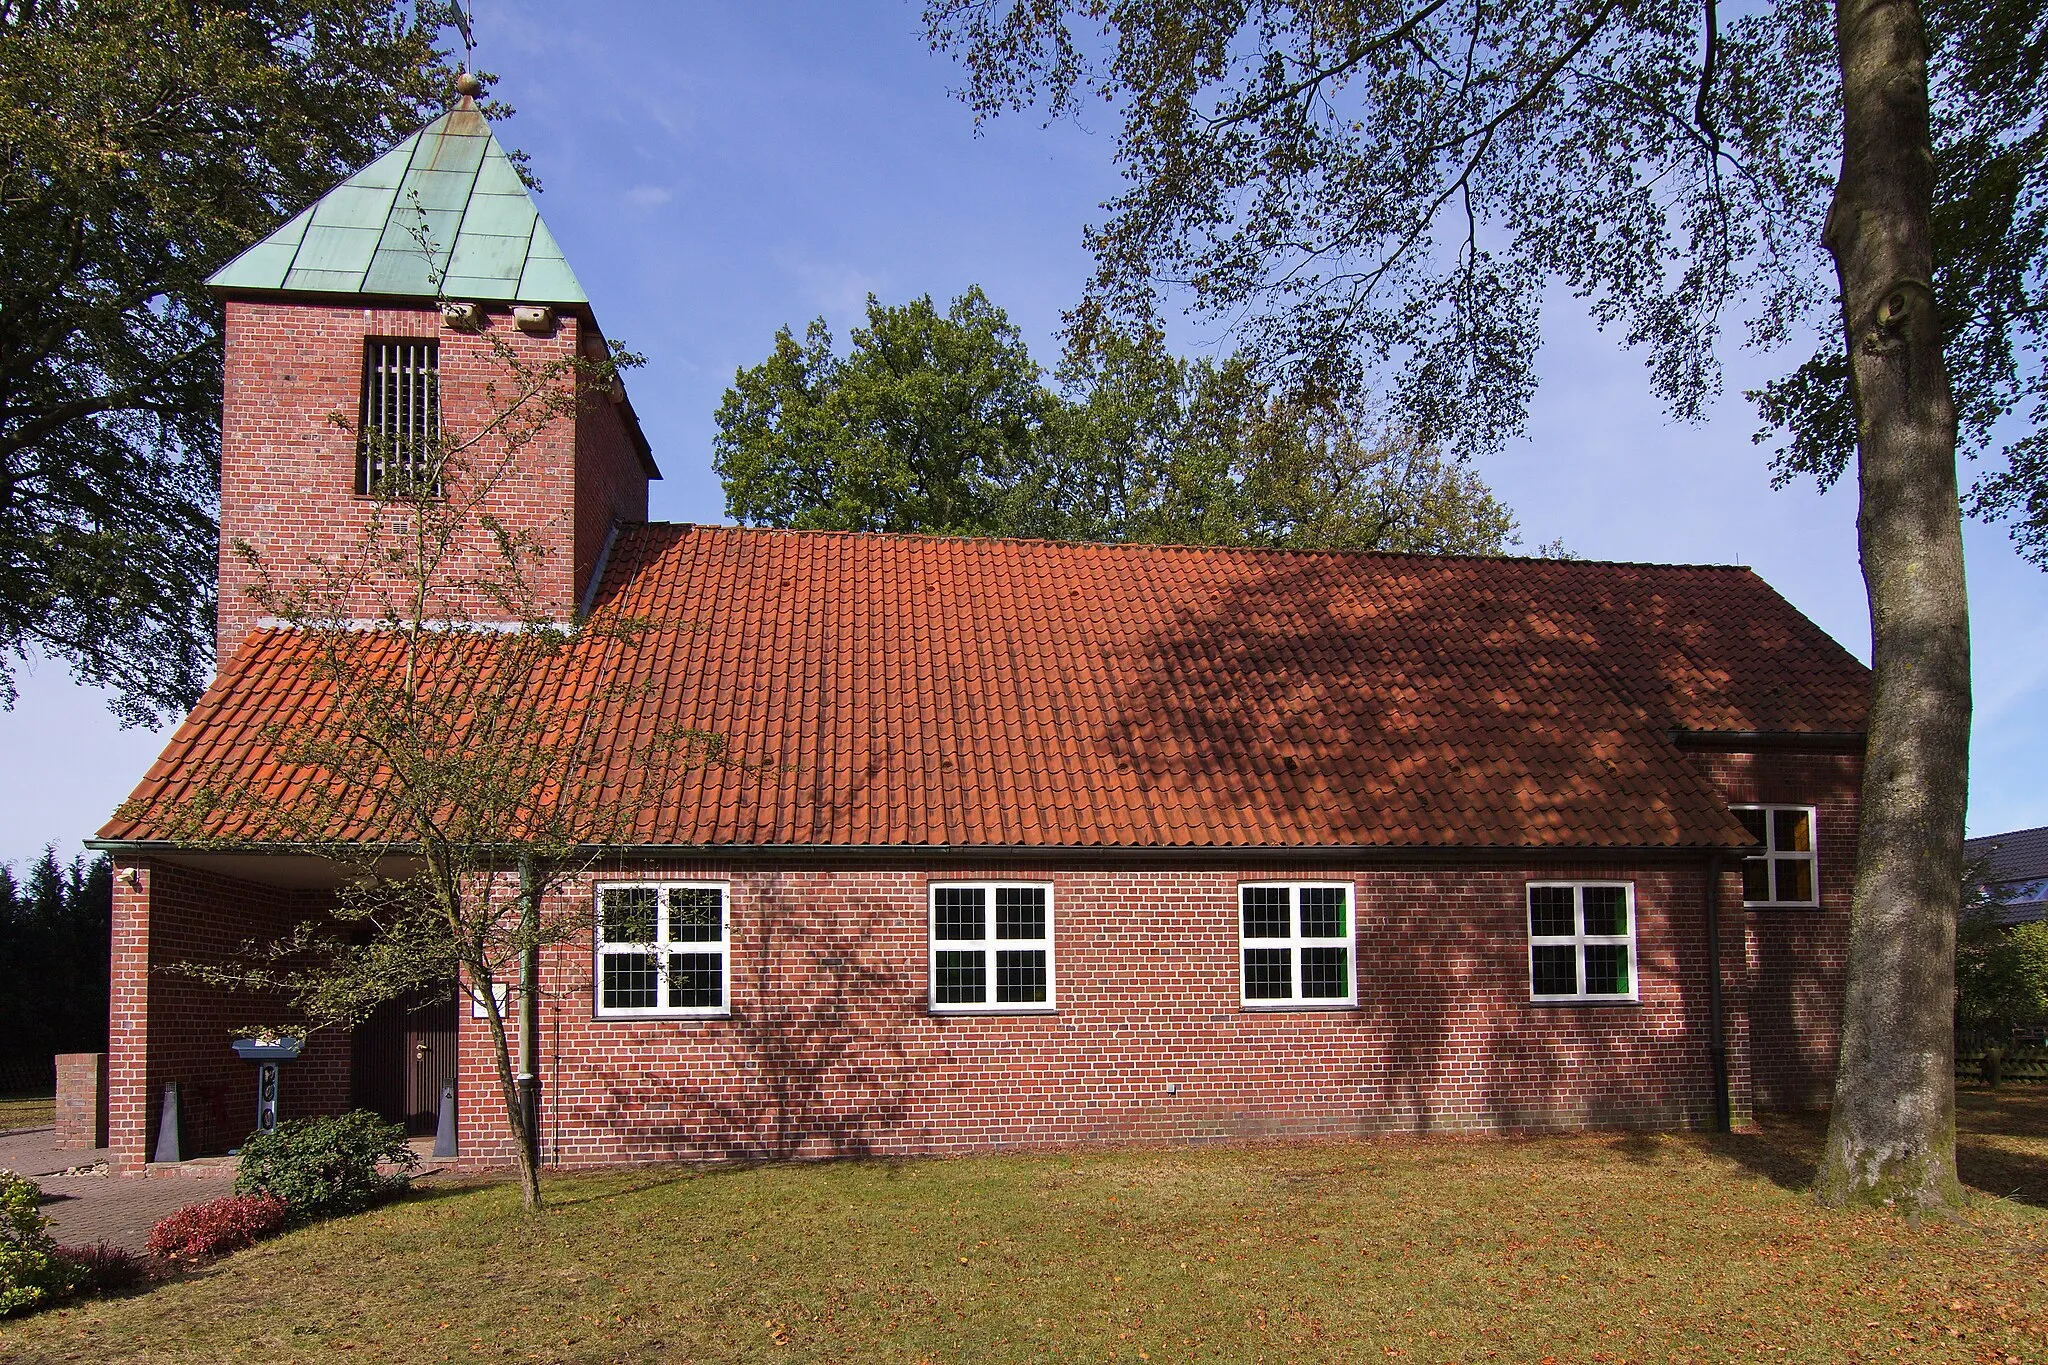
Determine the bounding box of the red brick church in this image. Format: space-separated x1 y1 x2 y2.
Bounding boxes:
90 95 1869 1172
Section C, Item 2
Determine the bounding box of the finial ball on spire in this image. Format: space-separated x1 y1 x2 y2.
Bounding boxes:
455 69 482 98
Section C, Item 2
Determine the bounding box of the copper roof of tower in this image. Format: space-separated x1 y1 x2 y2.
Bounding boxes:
207 98 586 305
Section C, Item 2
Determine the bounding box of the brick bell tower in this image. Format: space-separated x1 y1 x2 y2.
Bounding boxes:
205 87 658 663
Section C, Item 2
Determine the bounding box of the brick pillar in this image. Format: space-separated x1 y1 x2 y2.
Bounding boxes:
1724 867 1757 1130
107 860 152 1173
54 1052 108 1149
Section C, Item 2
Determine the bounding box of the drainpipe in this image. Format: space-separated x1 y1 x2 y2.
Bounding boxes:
1705 853 1731 1133
517 855 541 1172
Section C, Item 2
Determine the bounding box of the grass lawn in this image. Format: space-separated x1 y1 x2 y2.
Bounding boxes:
0 1092 52 1133
7 1094 2048 1363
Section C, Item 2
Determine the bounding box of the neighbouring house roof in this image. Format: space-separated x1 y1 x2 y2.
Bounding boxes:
101 527 1870 853
1967 825 2048 923
206 99 585 305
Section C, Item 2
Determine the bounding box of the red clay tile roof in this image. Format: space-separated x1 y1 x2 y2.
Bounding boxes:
102 525 1869 851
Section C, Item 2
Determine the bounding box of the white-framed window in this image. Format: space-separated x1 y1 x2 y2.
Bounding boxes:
594 882 730 1018
1732 805 1819 907
928 883 1055 1013
1527 882 1637 1003
1239 882 1357 1008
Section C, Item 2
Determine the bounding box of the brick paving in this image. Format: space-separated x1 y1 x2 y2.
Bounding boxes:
3 1126 462 1255
2 1125 232 1254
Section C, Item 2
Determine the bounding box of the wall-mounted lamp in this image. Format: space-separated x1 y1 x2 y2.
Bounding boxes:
121 868 142 891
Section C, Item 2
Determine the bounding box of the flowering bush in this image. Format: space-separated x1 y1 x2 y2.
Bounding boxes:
145 1193 287 1261
0 1171 77 1315
235 1110 415 1221
55 1241 148 1296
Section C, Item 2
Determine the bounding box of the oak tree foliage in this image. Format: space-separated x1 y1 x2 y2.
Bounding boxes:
715 288 1519 554
0 0 466 723
926 0 2048 566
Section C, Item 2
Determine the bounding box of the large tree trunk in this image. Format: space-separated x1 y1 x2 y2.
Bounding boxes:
1815 0 1971 1212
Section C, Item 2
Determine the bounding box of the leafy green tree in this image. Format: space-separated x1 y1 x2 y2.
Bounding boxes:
1760 0 2048 567
715 288 1048 536
926 0 1979 1212
719 296 1518 554
1956 855 2048 1044
1024 330 1249 544
0 0 464 724
1233 400 1518 554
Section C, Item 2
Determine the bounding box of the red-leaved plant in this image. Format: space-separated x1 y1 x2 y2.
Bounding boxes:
145 1194 287 1261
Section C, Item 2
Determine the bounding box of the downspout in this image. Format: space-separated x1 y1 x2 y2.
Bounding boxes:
1705 853 1731 1133
517 855 542 1171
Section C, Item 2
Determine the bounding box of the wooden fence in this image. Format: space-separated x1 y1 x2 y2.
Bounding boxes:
1957 1047 2048 1084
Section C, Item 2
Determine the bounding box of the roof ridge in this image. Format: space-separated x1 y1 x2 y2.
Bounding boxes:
624 520 1758 572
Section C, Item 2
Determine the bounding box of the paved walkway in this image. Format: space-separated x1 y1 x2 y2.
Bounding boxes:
1 1125 462 1253
1 1126 232 1253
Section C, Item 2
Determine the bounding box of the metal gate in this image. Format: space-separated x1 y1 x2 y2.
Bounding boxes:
351 987 458 1134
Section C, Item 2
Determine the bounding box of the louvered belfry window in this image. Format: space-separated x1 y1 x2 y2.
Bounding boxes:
357 339 441 495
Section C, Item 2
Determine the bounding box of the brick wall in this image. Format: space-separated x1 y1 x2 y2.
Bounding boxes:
216 301 648 658
54 1052 107 1149
107 860 351 1170
1683 746 1863 1109
572 355 649 609
105 770 1853 1171
453 854 1750 1168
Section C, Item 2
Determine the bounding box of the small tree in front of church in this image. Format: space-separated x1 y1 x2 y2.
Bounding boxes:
147 320 720 1212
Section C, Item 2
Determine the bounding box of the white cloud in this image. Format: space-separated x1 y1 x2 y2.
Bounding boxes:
625 185 674 207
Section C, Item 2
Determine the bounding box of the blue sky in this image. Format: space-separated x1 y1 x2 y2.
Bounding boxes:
2 0 2044 869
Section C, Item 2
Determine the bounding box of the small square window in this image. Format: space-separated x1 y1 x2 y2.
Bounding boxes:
934 887 986 941
1733 806 1820 907
1583 944 1631 995
1582 886 1628 936
929 884 1054 1012
600 952 658 1011
667 953 723 1009
595 883 730 1017
1239 884 1356 1008
1530 944 1578 997
1300 946 1349 999
1241 886 1289 939
668 888 722 942
995 949 1048 1004
1528 885 1576 937
995 887 1045 940
1527 883 1638 1004
1243 947 1293 1000
934 950 987 1004
1299 887 1346 938
601 886 657 943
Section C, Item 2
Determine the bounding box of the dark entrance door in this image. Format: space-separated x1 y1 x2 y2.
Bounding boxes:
352 987 459 1134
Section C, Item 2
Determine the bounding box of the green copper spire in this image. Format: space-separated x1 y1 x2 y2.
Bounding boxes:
208 99 587 305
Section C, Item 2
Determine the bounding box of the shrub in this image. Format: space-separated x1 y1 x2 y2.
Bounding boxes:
145 1193 287 1261
233 1110 416 1221
55 1242 148 1296
0 1171 78 1315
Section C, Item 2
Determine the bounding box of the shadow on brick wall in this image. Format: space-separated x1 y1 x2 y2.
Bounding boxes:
585 887 925 1160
